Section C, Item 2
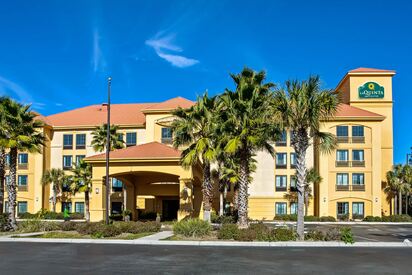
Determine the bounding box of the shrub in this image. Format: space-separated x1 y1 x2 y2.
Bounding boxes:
272 227 296 241
76 222 102 235
340 227 354 244
217 223 239 240
0 213 12 232
325 227 341 241
17 220 60 233
304 216 320 222
69 213 84 220
250 222 271 241
59 221 78 231
363 216 382 222
381 215 412 222
274 214 297 221
114 221 161 234
109 214 123 221
76 222 122 238
234 229 256 241
352 214 364 220
305 230 326 241
18 212 37 219
138 211 157 221
320 216 336 222
173 219 211 238
337 214 349 221
211 213 236 224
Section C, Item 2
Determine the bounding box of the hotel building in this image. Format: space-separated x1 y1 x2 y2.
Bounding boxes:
3 67 395 221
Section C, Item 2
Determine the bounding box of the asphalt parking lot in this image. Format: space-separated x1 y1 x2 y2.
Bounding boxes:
0 243 411 274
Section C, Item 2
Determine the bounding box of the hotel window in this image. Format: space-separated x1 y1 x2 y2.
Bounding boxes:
336 173 349 185
75 202 85 214
290 153 296 168
17 201 28 214
76 134 86 149
290 176 297 191
63 155 73 170
290 202 297 215
352 202 364 218
276 130 287 146
275 202 287 215
352 126 365 143
126 132 137 147
118 133 124 142
276 153 287 168
18 175 28 186
352 173 365 185
161 128 173 144
336 150 349 166
62 202 72 213
352 150 365 167
75 155 85 166
275 175 287 191
337 202 349 215
5 154 10 166
112 178 123 192
336 126 348 143
18 153 28 165
63 134 73 149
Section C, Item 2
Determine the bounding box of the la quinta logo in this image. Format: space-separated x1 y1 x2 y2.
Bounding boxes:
358 82 384 99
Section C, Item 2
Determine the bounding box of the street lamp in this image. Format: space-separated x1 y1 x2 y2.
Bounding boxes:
105 76 112 224
406 147 412 165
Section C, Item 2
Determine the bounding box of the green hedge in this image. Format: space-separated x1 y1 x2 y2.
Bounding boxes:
273 215 336 222
364 215 412 222
173 219 211 238
17 210 84 220
211 212 236 224
217 222 296 241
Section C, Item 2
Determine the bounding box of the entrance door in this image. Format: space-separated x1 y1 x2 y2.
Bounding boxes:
111 202 123 214
162 200 179 221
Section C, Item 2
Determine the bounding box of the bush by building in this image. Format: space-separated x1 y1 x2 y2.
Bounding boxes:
173 219 211 238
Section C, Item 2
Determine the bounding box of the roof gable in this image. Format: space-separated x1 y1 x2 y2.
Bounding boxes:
334 104 384 119
143 97 195 112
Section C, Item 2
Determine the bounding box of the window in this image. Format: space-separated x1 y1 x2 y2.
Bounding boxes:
336 150 349 161
352 202 364 218
290 202 297 215
336 173 349 185
276 153 287 168
161 128 173 144
337 202 349 215
290 153 296 168
62 202 72 213
126 132 137 147
111 202 123 214
352 126 364 137
275 175 287 191
17 201 28 214
63 155 73 170
75 202 85 214
290 176 297 191
76 134 86 149
276 131 287 146
63 134 73 149
118 133 124 142
18 175 28 186
5 154 10 166
75 155 85 166
352 173 365 185
4 201 9 213
275 202 287 215
18 153 28 164
352 150 364 161
112 178 123 192
336 126 348 137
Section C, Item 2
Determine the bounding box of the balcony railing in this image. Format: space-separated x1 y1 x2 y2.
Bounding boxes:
275 186 287 192
337 136 365 144
76 144 86 150
275 141 287 147
290 164 296 169
161 137 173 145
17 185 28 192
336 184 365 191
275 164 287 169
18 163 28 170
335 160 365 167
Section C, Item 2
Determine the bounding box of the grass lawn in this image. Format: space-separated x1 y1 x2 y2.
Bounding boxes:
16 231 155 240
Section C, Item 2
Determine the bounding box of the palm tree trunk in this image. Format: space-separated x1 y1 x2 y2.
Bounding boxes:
233 185 238 210
219 192 223 216
7 148 18 230
295 142 308 241
394 195 398 215
85 191 90 222
0 148 5 214
406 195 408 215
52 183 57 213
399 191 402 215
202 162 213 222
304 193 309 216
237 149 249 228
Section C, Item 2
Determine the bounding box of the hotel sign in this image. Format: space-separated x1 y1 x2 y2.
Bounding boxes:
358 82 384 99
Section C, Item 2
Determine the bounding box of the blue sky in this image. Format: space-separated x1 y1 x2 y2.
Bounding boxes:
0 0 411 163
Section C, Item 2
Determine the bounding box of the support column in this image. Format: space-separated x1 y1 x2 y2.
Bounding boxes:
89 178 105 222
178 178 193 220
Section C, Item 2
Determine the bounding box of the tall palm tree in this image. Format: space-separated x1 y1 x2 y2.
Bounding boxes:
70 160 92 222
273 76 339 240
401 165 412 215
41 168 66 213
385 164 412 215
0 97 44 229
304 168 322 216
384 168 401 215
219 68 282 228
0 100 7 214
91 124 125 152
172 93 218 222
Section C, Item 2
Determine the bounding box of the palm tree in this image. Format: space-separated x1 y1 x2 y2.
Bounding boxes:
401 165 412 215
70 160 92 222
91 124 125 152
385 164 412 215
273 76 339 240
41 168 66 213
384 168 401 215
219 68 282 228
172 93 218 222
304 168 322 216
0 101 7 214
0 97 44 229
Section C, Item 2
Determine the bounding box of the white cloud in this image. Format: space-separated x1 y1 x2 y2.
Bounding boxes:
55 103 63 106
92 29 106 72
0 76 33 103
145 33 199 68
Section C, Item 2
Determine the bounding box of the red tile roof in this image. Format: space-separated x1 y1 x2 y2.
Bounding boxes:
348 67 395 74
335 104 384 118
85 142 181 160
143 97 195 112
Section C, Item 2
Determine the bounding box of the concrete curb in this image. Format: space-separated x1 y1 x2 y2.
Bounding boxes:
0 237 411 247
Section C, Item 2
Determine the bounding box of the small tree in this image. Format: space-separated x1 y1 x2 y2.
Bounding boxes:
41 168 66 213
91 124 125 152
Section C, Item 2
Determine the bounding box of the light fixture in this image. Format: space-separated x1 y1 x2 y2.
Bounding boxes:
323 197 326 203
96 188 100 194
375 197 378 203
